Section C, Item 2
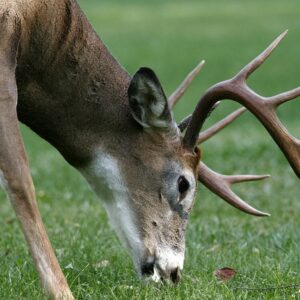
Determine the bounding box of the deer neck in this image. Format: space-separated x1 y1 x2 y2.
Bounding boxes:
15 0 134 167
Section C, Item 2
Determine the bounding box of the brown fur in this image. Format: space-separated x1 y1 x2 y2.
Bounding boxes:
0 1 201 298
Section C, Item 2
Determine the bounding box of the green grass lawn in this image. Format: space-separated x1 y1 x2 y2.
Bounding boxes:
1 0 300 299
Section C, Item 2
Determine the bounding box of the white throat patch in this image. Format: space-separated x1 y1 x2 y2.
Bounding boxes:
80 152 143 267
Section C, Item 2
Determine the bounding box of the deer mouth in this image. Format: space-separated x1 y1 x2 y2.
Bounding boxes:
142 264 181 284
141 262 181 284
141 252 183 284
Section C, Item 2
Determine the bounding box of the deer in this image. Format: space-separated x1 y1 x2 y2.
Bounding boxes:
1 0 300 299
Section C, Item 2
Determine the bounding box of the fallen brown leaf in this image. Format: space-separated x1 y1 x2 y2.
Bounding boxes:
214 267 236 282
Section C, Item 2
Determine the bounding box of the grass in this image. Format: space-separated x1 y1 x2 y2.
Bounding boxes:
1 0 300 299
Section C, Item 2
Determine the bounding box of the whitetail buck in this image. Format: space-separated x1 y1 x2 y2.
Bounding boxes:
1 0 300 299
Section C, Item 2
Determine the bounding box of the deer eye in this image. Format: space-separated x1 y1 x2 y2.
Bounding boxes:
178 176 190 194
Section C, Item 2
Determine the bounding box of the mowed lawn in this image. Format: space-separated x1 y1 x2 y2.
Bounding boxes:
1 0 300 299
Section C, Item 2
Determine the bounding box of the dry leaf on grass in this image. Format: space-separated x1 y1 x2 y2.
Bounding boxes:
214 267 236 282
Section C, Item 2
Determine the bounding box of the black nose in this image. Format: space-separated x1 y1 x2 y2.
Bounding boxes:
170 267 181 284
141 261 155 276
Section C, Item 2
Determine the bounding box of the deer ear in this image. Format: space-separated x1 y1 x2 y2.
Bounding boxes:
128 67 174 130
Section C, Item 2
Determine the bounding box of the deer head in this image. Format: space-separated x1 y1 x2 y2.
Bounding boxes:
82 67 201 283
82 31 300 283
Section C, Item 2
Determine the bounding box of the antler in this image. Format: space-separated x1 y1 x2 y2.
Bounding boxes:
183 30 300 179
169 61 271 216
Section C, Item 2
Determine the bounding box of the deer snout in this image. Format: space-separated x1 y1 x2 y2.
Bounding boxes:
141 259 182 284
141 250 183 284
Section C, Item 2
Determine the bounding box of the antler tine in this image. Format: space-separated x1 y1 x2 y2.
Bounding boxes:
198 162 270 217
168 60 205 108
236 30 288 81
268 86 300 107
183 31 300 178
226 174 270 184
198 107 246 143
178 107 246 141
